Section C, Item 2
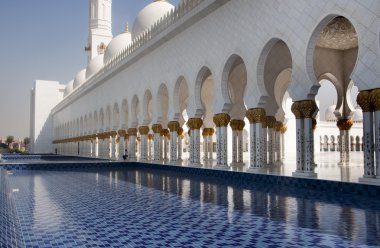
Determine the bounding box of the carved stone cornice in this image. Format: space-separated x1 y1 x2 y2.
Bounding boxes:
152 124 163 134
370 88 380 112
213 113 230 127
138 126 150 135
230 119 245 131
168 121 180 132
337 118 353 131
128 128 138 136
187 118 203 130
357 91 373 112
246 108 266 124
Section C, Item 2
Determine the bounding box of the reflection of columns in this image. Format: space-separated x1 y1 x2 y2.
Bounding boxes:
168 121 179 162
148 134 153 160
152 124 162 161
357 91 375 179
337 119 353 163
139 126 149 161
371 89 380 179
177 127 183 161
213 113 231 167
246 108 266 170
187 118 203 165
266 116 276 165
291 101 317 177
128 128 137 160
230 120 245 165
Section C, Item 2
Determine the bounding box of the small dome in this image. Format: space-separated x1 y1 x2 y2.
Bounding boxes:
104 31 132 64
352 107 363 122
86 55 104 79
325 105 337 122
73 69 87 89
132 0 175 39
64 80 74 97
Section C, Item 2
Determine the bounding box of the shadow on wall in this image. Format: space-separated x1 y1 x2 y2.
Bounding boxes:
33 114 54 154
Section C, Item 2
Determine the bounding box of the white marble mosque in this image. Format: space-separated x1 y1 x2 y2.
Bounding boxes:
29 0 380 184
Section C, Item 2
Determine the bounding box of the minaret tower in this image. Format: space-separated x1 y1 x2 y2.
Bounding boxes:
86 0 113 62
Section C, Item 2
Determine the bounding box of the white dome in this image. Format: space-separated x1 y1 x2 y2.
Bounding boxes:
104 32 132 64
352 107 363 122
325 105 337 122
86 55 104 79
132 0 175 39
64 80 74 97
73 69 87 89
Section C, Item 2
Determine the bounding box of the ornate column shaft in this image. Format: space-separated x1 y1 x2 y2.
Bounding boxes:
162 129 169 160
202 129 209 160
187 118 203 165
95 136 99 157
291 102 305 173
168 121 180 162
246 108 266 169
337 119 353 163
128 128 137 160
213 113 231 167
266 116 276 165
152 124 163 161
148 134 153 160
230 120 245 165
208 128 214 160
301 101 317 173
371 89 380 178
177 128 183 161
139 126 150 161
357 91 375 178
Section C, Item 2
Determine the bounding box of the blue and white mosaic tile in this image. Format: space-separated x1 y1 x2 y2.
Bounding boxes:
3 166 380 247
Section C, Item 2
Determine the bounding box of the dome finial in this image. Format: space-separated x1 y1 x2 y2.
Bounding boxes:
124 22 129 33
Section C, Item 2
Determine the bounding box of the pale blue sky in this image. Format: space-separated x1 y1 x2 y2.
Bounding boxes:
0 0 179 138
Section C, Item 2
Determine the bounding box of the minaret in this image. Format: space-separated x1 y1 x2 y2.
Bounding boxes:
86 0 113 62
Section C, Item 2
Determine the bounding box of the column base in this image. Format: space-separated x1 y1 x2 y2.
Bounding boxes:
189 162 202 167
292 171 318 178
169 160 180 165
248 167 266 173
359 177 380 185
214 164 230 170
230 162 245 167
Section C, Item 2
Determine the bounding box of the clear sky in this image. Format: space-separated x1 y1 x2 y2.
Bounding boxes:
0 0 179 139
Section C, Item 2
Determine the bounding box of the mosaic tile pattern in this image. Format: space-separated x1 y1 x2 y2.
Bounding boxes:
4 166 380 247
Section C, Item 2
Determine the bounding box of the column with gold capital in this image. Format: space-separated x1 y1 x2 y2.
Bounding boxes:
139 126 150 161
202 129 209 160
162 129 170 161
291 102 304 173
168 121 180 162
177 127 184 161
301 100 317 174
213 113 230 167
208 128 215 160
95 136 99 158
230 120 245 165
266 116 276 165
337 119 353 163
371 89 380 178
148 134 153 160
128 128 138 160
246 108 266 170
187 118 203 165
152 124 163 161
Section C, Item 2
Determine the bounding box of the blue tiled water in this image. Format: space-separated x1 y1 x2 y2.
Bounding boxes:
3 166 380 247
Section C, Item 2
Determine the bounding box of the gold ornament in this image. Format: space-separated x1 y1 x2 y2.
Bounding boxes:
370 88 380 111
246 108 266 124
357 91 373 112
152 124 163 134
337 118 353 131
230 119 245 130
138 126 150 135
128 128 138 136
187 118 203 130
213 113 230 127
168 121 180 132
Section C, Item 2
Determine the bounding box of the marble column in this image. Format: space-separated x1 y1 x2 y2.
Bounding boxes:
139 126 150 161
162 129 169 161
202 129 209 160
230 119 245 165
371 89 380 179
148 134 153 160
266 116 276 165
177 127 184 161
357 91 375 179
128 128 137 160
291 100 317 177
337 119 353 163
208 128 214 160
95 136 99 158
213 113 231 168
152 124 163 161
246 108 266 171
187 118 203 165
168 121 180 163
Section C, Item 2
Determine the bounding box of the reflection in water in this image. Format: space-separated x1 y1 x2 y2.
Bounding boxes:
111 168 380 246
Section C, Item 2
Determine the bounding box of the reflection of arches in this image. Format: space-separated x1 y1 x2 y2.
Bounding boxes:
222 54 247 120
